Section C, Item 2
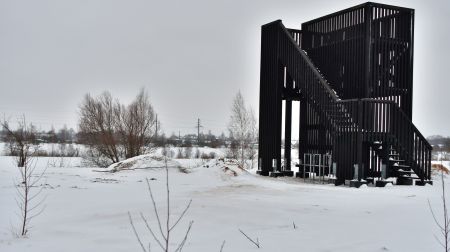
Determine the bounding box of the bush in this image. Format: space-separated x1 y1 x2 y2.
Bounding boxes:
78 89 158 167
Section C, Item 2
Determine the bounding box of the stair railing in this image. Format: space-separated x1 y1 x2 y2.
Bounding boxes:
277 21 354 132
274 21 431 181
339 98 432 180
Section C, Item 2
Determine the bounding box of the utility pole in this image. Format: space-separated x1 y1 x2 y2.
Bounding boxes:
196 118 203 146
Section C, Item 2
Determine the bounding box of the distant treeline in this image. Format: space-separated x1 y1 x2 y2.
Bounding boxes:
427 135 450 152
0 126 232 148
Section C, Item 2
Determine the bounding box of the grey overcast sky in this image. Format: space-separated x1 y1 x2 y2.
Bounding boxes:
0 0 449 138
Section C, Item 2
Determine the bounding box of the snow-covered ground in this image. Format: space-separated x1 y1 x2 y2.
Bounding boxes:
0 142 227 160
0 156 448 251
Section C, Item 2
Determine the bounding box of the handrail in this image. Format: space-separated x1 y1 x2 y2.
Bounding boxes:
396 104 432 149
274 20 430 180
341 99 431 148
339 98 396 103
340 98 431 180
301 2 412 28
391 103 432 180
277 21 340 101
279 21 429 146
301 4 367 27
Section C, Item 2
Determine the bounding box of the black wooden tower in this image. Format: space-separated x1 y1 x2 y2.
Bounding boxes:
258 2 432 185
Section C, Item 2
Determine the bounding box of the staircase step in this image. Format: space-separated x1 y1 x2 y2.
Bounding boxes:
392 164 410 168
394 168 412 172
399 175 420 180
389 159 405 162
397 170 414 174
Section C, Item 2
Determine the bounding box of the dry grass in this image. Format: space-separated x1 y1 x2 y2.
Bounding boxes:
433 163 450 175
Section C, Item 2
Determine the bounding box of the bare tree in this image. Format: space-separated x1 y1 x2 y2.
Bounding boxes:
129 156 193 252
1 116 38 167
117 88 157 159
78 89 158 167
1 116 45 236
227 91 257 169
246 108 258 169
227 139 240 160
78 92 122 166
429 159 450 252
14 157 47 236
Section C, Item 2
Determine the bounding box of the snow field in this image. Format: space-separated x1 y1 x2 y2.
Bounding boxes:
0 156 447 251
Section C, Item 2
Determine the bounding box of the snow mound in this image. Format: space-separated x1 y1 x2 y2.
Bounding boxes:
106 154 181 172
217 159 250 177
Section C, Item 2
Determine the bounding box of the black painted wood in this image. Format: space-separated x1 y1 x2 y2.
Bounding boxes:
258 3 432 183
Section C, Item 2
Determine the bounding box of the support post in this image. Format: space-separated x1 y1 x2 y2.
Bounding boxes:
258 21 283 175
357 99 363 181
299 97 307 162
364 3 373 98
285 99 292 171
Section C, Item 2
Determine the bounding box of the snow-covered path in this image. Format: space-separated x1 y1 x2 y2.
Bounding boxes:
0 157 446 251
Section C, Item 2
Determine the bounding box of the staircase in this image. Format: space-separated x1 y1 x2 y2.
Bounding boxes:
264 20 431 183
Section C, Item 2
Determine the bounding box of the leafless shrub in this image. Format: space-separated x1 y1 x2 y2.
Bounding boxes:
31 144 79 158
78 89 158 167
1 116 38 167
129 157 194 252
162 148 175 159
14 157 47 236
33 149 50 157
433 163 450 175
116 89 157 159
184 146 192 159
238 228 260 248
78 91 122 166
200 152 217 160
176 148 184 159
